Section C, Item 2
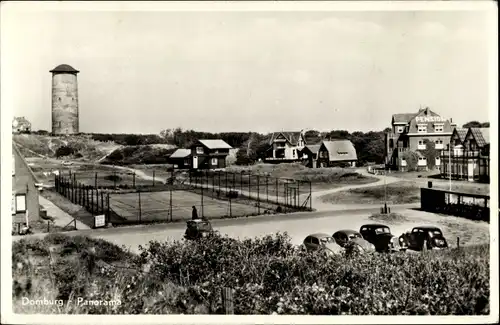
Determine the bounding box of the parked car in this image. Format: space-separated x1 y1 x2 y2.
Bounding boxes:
359 224 407 252
399 226 448 251
303 233 337 254
184 219 214 240
61 160 73 166
332 230 375 252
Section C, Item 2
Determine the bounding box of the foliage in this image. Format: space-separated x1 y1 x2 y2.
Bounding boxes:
55 145 76 158
304 130 321 144
421 140 439 170
235 148 252 165
14 233 490 315
90 133 169 146
102 146 176 165
402 151 419 172
462 121 489 128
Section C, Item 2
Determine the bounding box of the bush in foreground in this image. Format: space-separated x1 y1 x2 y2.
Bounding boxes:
13 233 490 315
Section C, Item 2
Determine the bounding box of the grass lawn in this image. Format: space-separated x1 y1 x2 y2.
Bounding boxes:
320 177 490 205
320 181 421 205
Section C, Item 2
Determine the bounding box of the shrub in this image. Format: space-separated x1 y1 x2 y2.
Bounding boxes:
55 145 75 158
13 233 490 315
104 174 122 182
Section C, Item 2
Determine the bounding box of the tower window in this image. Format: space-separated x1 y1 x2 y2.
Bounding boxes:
58 97 61 101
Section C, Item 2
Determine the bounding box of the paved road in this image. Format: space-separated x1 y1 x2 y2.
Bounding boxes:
12 204 433 254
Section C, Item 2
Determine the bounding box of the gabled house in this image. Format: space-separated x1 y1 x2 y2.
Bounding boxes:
385 107 454 171
265 131 306 162
441 127 490 182
12 117 32 133
12 143 40 228
190 139 233 169
301 144 321 168
168 149 192 169
316 140 358 168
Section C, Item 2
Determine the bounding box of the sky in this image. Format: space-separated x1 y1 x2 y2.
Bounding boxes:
1 2 495 134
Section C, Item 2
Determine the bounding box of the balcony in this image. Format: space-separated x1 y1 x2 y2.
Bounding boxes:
441 150 483 158
435 144 444 150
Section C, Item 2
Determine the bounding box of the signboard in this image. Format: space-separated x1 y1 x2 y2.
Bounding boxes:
16 194 26 212
94 214 106 228
415 116 446 123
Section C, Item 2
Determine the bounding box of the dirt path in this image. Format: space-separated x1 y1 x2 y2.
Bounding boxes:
307 168 402 211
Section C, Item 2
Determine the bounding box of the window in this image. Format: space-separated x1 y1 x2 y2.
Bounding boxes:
196 147 204 154
292 149 296 156
435 139 444 149
417 124 427 133
418 140 426 150
211 158 218 165
397 126 404 133
311 237 320 245
434 124 444 132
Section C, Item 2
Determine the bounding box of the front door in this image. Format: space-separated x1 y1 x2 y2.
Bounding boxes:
193 156 198 169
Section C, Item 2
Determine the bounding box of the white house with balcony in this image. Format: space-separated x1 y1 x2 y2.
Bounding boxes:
265 131 306 163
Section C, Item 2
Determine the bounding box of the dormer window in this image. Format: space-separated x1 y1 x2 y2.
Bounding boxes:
417 124 427 133
434 123 444 132
196 147 204 154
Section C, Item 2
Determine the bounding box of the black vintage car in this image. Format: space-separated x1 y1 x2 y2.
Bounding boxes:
399 226 449 251
359 224 407 252
184 219 214 240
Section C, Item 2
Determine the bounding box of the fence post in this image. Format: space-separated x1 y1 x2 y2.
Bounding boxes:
96 189 99 213
221 287 234 315
91 188 95 215
138 190 142 222
201 186 204 218
297 181 300 208
229 195 232 218
266 176 269 203
101 191 104 214
257 175 260 215
106 193 110 224
309 181 312 210
457 237 460 249
276 178 279 205
95 172 98 189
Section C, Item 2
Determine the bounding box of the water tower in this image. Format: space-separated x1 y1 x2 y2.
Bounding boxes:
50 64 79 135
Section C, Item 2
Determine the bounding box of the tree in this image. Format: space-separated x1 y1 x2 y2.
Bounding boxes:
55 145 75 158
235 148 251 165
304 130 321 144
402 150 419 172
462 121 483 128
420 139 439 170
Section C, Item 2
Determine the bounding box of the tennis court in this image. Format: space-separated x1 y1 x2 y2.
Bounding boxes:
109 190 260 222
